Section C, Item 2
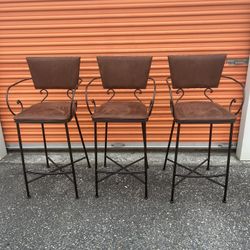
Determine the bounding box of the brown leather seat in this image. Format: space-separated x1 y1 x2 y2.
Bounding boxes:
14 101 76 123
92 101 148 122
174 101 235 124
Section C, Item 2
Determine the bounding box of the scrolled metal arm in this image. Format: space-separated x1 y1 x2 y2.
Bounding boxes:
166 77 175 116
66 88 76 118
85 77 100 115
6 78 32 116
166 77 184 118
147 77 156 117
134 77 156 116
204 88 214 102
221 75 245 115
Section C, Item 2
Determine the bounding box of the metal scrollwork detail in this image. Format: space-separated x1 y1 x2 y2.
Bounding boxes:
85 77 101 115
134 89 143 103
107 89 115 102
221 75 245 116
229 98 237 114
40 89 49 103
91 99 97 112
147 77 156 117
67 89 73 100
166 77 174 116
176 88 184 103
16 100 24 112
6 78 32 116
204 88 214 102
65 89 77 118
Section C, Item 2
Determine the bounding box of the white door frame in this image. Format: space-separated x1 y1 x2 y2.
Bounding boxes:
236 56 250 161
0 122 7 159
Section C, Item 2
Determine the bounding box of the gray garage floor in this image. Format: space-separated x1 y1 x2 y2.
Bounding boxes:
0 149 249 249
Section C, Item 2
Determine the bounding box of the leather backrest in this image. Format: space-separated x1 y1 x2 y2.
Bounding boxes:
97 56 152 89
26 57 80 89
168 54 226 89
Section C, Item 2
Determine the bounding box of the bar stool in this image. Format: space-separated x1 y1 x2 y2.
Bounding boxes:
163 54 244 203
85 56 156 199
6 57 91 198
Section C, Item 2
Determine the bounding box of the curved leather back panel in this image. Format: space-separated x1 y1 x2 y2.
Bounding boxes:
26 57 80 89
168 54 226 89
97 56 152 89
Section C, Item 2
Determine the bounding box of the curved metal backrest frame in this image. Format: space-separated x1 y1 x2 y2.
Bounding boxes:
26 57 81 90
166 75 245 117
6 77 82 117
168 54 226 89
85 77 156 117
97 56 152 89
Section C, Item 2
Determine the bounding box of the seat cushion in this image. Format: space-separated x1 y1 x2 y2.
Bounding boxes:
174 101 235 123
14 101 76 123
92 101 148 122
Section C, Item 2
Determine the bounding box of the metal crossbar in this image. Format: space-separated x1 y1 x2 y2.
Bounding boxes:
167 158 225 187
97 156 145 183
26 156 86 184
48 157 74 183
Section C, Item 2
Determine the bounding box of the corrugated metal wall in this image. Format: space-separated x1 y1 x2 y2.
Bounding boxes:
0 0 249 146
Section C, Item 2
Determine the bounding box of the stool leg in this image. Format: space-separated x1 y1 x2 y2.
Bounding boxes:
74 114 91 168
65 123 79 199
94 122 99 197
163 120 175 170
16 123 30 198
207 124 213 170
170 123 180 203
41 123 50 168
223 123 234 203
141 122 148 199
104 122 108 168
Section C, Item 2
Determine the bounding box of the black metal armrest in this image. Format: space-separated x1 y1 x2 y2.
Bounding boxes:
6 78 32 116
85 77 101 116
147 77 156 117
67 77 83 117
66 88 77 118
221 75 245 115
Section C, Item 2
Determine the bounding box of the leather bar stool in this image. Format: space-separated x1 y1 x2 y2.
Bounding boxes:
6 57 91 198
85 56 156 199
163 54 244 203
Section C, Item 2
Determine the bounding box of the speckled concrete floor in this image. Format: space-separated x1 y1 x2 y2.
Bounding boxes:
0 149 249 249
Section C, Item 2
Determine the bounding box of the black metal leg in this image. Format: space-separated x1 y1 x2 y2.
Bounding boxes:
65 123 79 199
16 123 30 198
163 120 175 170
140 122 148 199
207 124 213 170
94 122 99 197
223 123 234 203
74 114 91 168
170 123 180 203
141 122 148 199
41 123 50 168
104 122 108 168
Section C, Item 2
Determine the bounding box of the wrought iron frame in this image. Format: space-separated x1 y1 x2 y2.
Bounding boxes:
86 77 156 199
85 77 156 117
163 75 244 203
166 75 244 118
6 77 91 199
